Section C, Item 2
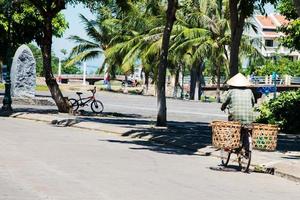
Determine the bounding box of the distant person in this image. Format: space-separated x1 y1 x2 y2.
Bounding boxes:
221 73 255 125
104 72 111 90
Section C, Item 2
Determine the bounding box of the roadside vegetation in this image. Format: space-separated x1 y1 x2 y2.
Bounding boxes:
256 89 300 134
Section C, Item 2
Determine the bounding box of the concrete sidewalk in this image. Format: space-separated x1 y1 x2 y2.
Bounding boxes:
6 109 300 183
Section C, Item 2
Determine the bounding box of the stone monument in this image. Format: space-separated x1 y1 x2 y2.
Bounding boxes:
11 44 36 98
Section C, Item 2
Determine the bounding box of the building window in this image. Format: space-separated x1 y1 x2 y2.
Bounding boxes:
265 39 274 47
263 28 276 32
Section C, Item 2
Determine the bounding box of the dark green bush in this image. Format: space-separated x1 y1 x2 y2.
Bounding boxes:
256 90 300 134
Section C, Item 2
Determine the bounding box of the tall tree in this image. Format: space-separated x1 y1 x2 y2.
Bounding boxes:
228 0 277 77
156 0 178 126
0 0 67 113
278 0 300 50
27 0 70 112
172 0 231 101
27 0 103 112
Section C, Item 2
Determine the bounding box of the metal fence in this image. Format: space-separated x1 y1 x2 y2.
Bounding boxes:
181 76 300 86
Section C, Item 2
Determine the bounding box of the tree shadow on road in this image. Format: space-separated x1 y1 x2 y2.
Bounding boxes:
76 110 145 119
92 117 212 155
91 116 300 156
101 139 196 155
12 107 58 115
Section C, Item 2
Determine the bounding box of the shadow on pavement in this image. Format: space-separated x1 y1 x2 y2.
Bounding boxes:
77 110 145 119
90 117 212 155
12 107 58 114
80 115 300 154
277 134 300 151
102 139 195 155
122 121 212 152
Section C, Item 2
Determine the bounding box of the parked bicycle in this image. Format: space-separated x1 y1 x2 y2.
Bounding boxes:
68 87 104 114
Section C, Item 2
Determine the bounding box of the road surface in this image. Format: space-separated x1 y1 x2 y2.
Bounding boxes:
0 117 299 200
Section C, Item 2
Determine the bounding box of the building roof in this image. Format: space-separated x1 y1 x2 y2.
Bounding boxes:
255 14 289 28
273 14 289 26
255 14 289 37
256 15 276 28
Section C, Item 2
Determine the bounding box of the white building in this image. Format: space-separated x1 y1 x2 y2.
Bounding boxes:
248 13 300 60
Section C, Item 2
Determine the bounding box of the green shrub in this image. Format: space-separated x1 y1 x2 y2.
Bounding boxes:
256 90 300 134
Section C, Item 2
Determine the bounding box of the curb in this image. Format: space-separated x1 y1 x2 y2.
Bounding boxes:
9 113 300 183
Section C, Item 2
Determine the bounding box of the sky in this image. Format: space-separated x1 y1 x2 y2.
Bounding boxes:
52 3 275 74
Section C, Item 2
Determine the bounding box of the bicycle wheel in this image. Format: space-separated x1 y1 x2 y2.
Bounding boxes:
238 149 251 172
238 128 252 172
220 149 231 166
91 100 104 113
68 98 79 111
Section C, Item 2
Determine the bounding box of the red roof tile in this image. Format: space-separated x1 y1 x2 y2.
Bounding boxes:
274 14 289 25
256 15 276 28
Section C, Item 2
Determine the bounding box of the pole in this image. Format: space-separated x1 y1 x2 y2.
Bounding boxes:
58 58 61 84
272 72 277 99
1 1 13 115
83 62 87 85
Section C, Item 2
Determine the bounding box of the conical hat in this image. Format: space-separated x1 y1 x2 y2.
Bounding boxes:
227 73 251 87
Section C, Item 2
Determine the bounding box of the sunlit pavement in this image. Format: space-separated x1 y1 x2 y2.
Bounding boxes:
0 117 299 200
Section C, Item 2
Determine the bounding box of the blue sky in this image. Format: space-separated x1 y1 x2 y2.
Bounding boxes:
52 3 275 74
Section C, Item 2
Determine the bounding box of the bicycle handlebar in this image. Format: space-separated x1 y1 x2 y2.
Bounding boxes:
87 86 96 94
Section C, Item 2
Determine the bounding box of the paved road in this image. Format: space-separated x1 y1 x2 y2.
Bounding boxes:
36 90 227 123
97 91 226 122
2 89 227 123
0 117 299 200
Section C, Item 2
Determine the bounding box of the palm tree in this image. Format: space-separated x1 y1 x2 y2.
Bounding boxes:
171 0 230 102
173 0 262 102
67 12 115 75
104 0 165 88
104 0 178 126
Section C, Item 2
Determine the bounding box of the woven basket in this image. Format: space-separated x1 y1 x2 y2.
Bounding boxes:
211 121 241 149
252 123 279 151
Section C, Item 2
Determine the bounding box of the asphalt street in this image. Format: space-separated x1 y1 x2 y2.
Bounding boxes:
63 90 227 123
0 117 299 200
2 89 227 123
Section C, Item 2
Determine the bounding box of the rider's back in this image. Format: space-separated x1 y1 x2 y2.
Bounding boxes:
225 88 255 125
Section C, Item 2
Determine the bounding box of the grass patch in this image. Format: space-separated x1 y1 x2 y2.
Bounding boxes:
35 84 49 91
0 83 49 92
201 95 216 102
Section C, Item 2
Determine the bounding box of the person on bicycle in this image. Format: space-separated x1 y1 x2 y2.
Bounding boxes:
220 73 255 171
221 73 255 125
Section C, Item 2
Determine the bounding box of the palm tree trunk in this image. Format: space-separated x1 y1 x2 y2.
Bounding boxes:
144 71 149 95
42 16 69 113
190 62 202 101
216 64 221 103
189 65 196 100
156 0 177 127
229 0 246 77
180 63 184 99
173 68 180 98
293 0 300 17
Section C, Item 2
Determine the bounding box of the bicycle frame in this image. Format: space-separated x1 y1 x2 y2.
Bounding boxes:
220 124 253 172
76 93 96 106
